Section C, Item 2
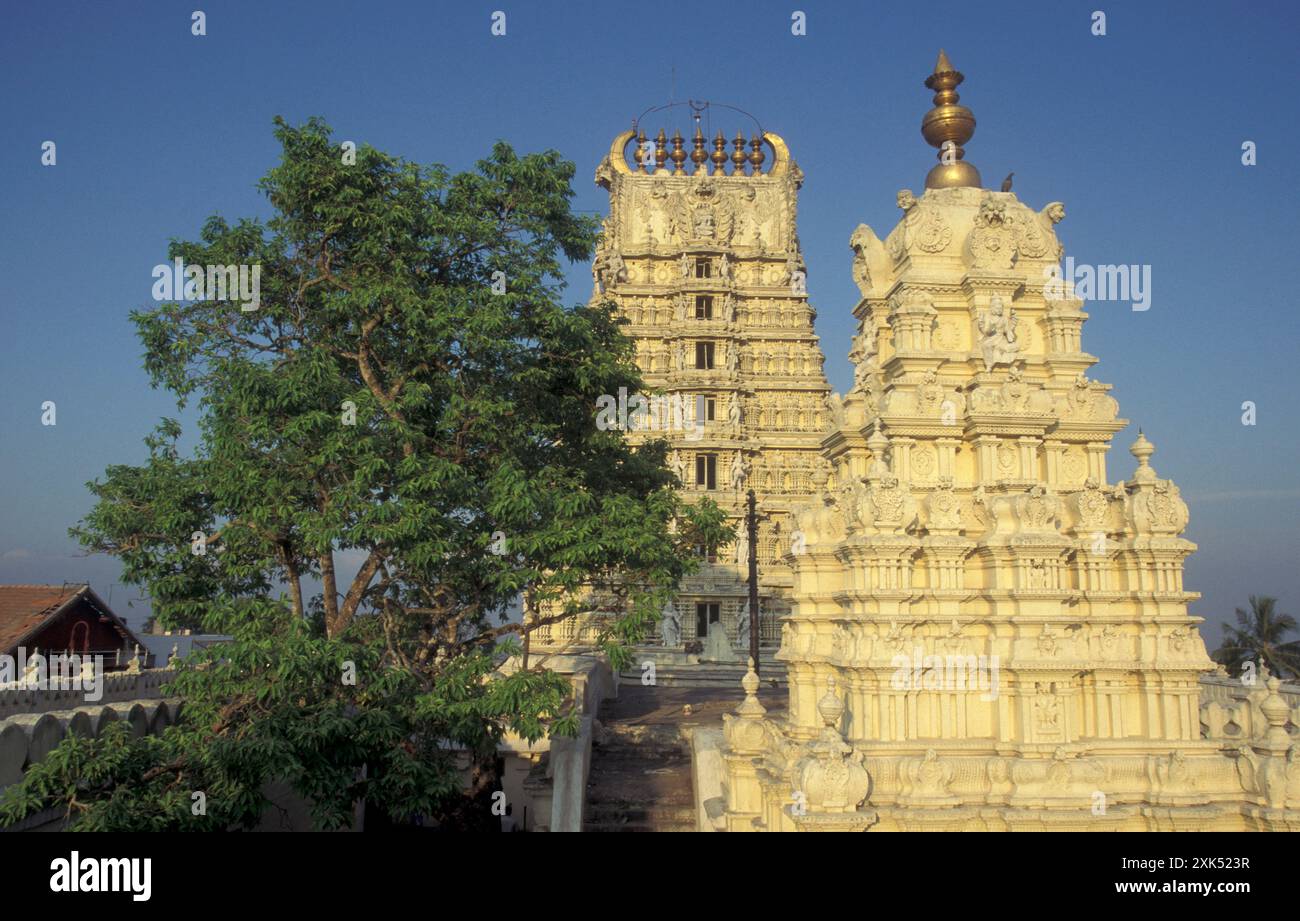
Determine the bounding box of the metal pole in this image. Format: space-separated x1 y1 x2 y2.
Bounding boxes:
746 489 760 675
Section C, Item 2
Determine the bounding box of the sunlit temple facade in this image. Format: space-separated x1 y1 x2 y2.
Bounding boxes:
693 52 1300 831
536 111 832 654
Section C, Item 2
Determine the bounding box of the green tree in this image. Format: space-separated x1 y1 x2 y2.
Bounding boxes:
1211 595 1300 681
0 118 730 831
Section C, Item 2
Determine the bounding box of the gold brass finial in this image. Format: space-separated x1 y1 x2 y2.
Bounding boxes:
691 123 708 173
636 130 648 172
711 130 728 174
731 131 748 174
748 135 765 175
670 129 687 174
654 128 668 172
921 49 981 189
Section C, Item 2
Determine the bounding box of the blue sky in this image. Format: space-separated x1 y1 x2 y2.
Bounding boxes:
0 0 1297 640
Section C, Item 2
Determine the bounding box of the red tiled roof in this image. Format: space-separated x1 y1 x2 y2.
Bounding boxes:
0 584 91 653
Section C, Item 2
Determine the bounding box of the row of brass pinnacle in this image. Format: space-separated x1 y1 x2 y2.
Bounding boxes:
633 125 766 176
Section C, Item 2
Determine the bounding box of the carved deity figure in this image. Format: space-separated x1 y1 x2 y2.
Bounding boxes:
730 452 748 491
825 392 846 430
848 325 877 385
693 207 715 239
734 529 749 566
660 600 681 647
977 295 1021 371
1034 684 1061 732
728 398 743 430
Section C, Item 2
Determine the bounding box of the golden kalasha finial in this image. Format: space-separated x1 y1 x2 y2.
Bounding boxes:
654 128 668 172
921 49 981 189
731 131 748 174
670 129 686 174
691 123 708 174
636 129 648 172
748 135 765 174
711 130 728 174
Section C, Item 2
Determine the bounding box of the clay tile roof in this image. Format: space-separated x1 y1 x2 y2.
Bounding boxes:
0 584 90 653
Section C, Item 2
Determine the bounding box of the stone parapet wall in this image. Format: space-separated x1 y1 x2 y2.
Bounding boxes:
1199 673 1300 744
0 697 182 790
0 667 176 720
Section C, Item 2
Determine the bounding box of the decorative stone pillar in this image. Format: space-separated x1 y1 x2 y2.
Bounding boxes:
786 680 876 831
722 659 773 831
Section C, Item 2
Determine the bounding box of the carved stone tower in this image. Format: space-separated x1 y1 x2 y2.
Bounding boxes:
583 113 832 655
701 55 1282 832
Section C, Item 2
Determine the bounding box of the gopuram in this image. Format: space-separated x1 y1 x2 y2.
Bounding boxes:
533 107 833 657
699 52 1300 831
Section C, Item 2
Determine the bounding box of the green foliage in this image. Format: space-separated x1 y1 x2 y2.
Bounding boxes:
1 118 731 831
1212 595 1300 680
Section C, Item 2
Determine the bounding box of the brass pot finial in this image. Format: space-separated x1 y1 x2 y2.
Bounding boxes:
921 49 981 189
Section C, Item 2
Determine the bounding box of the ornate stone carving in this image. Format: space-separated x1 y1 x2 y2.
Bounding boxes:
787 680 875 829
660 599 681 647
910 203 953 254
965 195 1018 270
924 477 962 532
977 295 1021 371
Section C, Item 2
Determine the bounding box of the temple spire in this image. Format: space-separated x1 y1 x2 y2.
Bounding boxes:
921 49 981 189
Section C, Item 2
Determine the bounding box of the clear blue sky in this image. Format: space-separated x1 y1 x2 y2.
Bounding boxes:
1 0 1297 641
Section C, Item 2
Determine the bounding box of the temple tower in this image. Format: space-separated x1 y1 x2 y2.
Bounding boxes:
584 111 832 654
704 54 1271 832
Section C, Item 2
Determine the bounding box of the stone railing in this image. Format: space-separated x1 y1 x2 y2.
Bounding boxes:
0 668 175 721
497 654 617 832
1198 672 1300 744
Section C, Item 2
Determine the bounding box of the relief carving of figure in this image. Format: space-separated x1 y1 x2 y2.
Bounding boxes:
592 248 626 294
671 451 686 483
917 369 944 415
1000 365 1030 411
1034 684 1061 733
977 296 1021 371
730 452 748 491
1027 558 1051 590
693 207 715 239
825 392 846 430
966 195 1017 269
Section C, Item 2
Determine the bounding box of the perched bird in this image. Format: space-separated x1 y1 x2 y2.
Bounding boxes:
1001 172 1015 192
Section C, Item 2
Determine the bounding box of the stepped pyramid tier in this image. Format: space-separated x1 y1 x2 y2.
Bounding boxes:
533 110 833 653
703 55 1300 832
